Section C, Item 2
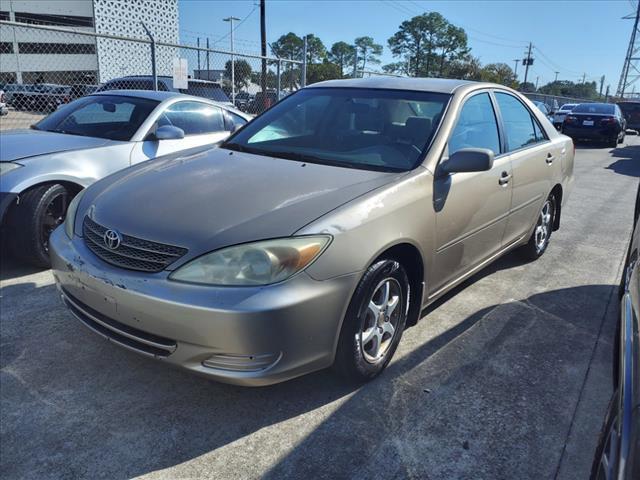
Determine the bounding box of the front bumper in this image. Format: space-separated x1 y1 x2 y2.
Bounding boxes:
49 227 360 386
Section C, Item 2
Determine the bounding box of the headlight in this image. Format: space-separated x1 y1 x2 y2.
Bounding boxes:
64 189 86 239
0 162 22 175
169 236 331 286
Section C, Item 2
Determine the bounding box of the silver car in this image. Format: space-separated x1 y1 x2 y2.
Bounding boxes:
0 90 250 266
50 78 575 386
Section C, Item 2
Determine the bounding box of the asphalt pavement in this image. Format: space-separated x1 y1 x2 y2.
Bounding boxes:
1 137 638 480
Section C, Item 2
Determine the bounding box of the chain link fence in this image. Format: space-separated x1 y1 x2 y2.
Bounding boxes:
0 20 303 130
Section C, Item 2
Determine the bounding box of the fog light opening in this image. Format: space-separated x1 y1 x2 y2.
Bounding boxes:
202 352 281 372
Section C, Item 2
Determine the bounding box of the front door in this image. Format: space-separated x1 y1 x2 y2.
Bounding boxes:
431 92 512 294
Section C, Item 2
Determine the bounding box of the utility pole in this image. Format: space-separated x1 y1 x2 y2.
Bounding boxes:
554 71 559 82
581 73 586 84
523 42 533 87
599 75 605 98
260 0 267 102
535 76 539 90
223 16 241 104
605 84 610 102
513 59 520 79
617 1 640 97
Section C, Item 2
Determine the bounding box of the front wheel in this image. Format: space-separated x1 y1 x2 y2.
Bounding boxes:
333 259 409 382
7 184 70 268
519 194 556 261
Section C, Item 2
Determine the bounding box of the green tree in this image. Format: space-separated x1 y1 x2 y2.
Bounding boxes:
271 33 304 90
307 60 341 84
388 12 468 77
382 61 409 76
224 59 252 91
479 63 517 87
538 80 599 99
304 34 327 63
328 41 356 76
354 36 383 71
519 81 536 93
443 55 481 80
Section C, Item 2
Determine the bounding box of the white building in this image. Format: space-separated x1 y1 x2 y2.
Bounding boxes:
0 0 179 85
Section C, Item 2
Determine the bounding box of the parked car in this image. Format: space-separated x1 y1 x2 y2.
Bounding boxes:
590 185 640 480
617 100 640 131
0 90 250 267
0 89 7 116
13 84 72 113
50 77 574 386
563 103 626 147
246 90 279 114
70 83 99 101
533 100 554 122
234 91 253 111
2 83 35 104
552 103 578 130
97 75 231 105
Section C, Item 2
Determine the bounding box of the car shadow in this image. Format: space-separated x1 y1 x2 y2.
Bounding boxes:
606 144 640 178
0 251 46 281
0 269 617 478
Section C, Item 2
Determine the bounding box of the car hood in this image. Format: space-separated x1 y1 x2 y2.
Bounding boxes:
82 147 404 262
0 130 115 162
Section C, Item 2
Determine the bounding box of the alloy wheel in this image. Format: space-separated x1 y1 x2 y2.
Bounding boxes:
534 200 553 254
41 191 68 252
358 277 403 364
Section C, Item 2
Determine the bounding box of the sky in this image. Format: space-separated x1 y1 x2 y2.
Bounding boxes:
179 0 635 92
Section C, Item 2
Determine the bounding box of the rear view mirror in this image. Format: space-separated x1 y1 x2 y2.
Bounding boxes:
441 148 494 174
101 102 116 113
154 125 185 140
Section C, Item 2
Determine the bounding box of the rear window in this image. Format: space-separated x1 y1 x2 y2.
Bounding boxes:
572 104 615 114
185 82 230 103
559 104 576 111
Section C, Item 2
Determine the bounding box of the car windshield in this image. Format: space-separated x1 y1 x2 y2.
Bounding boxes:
222 87 450 172
572 103 615 114
34 94 159 141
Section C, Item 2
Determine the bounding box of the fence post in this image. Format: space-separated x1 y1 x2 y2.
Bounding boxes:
141 22 157 91
277 59 281 100
301 36 307 87
206 37 210 79
197 37 200 72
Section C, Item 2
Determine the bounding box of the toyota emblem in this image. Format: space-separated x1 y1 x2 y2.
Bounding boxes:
103 229 122 250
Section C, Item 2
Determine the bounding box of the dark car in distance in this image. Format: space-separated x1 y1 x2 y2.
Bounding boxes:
563 103 626 147
618 100 640 131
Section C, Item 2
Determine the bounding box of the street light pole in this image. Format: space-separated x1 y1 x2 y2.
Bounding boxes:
223 16 240 105
513 59 520 79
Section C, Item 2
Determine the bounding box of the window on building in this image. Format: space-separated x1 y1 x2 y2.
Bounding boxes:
14 12 94 27
17 43 96 55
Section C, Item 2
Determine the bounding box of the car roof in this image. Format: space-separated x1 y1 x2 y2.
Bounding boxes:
306 77 477 94
92 90 182 101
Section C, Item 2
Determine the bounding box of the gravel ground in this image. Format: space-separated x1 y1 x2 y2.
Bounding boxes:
1 137 638 479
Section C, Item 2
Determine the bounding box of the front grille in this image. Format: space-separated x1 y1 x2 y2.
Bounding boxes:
61 288 177 357
83 216 187 272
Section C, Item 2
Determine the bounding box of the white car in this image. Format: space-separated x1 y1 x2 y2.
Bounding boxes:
553 103 578 130
0 90 251 267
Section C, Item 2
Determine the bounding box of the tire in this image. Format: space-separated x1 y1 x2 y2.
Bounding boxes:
333 258 409 382
7 184 70 268
589 391 619 480
608 136 618 148
617 132 625 144
519 194 556 261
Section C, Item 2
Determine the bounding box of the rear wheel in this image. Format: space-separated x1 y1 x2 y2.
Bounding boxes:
7 184 70 268
608 136 618 148
519 194 556 261
333 259 409 382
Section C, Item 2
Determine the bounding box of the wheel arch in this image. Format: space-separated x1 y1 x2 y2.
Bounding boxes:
550 183 563 231
372 242 425 327
3 180 84 225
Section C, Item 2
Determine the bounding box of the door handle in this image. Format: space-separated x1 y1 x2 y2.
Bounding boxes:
546 153 555 164
499 171 511 186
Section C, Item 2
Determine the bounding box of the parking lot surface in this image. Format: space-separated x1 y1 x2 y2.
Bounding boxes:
1 138 638 480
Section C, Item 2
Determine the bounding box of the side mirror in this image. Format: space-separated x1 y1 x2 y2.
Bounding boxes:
154 125 185 141
441 148 494 174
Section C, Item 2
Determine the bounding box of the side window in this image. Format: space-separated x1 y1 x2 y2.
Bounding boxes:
495 93 541 151
448 93 500 156
161 101 225 135
533 119 547 142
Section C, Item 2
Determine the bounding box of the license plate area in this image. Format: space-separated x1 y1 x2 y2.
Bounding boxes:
583 120 594 126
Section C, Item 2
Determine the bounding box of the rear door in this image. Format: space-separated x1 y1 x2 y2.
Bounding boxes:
131 101 231 163
431 91 512 293
493 91 555 246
